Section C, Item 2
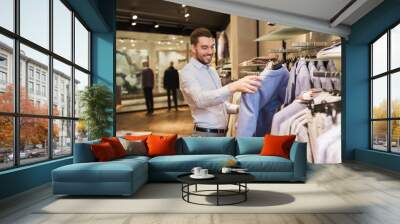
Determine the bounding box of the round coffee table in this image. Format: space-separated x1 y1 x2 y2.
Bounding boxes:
177 172 255 206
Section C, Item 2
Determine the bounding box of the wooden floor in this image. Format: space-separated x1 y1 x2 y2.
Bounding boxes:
1 162 400 224
116 106 194 136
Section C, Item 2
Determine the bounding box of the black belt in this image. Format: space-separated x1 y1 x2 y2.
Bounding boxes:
194 126 227 134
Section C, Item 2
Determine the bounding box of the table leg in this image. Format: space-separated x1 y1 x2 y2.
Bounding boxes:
217 184 219 206
245 183 247 201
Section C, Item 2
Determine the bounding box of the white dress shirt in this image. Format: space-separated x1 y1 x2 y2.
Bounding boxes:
180 58 238 129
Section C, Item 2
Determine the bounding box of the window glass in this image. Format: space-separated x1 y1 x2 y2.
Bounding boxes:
74 18 89 70
372 76 387 119
391 72 400 118
20 44 49 115
75 120 88 143
20 0 49 49
391 120 400 153
372 33 387 76
372 121 388 151
53 119 72 157
20 117 49 165
0 35 14 113
53 59 72 117
391 24 400 70
0 0 14 31
53 0 72 60
74 69 89 118
0 116 14 170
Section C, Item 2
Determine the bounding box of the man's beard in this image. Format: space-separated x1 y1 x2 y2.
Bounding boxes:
196 54 212 65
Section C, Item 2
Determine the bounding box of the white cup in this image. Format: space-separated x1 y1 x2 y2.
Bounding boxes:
200 169 208 176
221 167 232 174
191 167 202 176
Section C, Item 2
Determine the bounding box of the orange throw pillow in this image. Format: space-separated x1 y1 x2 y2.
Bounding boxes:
101 137 126 158
91 142 117 161
146 134 177 157
260 135 296 159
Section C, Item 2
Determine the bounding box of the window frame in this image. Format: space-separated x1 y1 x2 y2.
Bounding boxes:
370 20 400 154
0 0 92 171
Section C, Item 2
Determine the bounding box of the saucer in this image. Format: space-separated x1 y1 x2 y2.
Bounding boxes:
190 174 215 179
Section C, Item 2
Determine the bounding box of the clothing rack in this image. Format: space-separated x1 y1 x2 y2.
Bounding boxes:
313 71 341 77
307 100 341 123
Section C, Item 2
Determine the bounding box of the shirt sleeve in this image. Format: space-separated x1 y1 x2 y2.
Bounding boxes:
224 101 239 114
236 91 261 137
180 66 231 108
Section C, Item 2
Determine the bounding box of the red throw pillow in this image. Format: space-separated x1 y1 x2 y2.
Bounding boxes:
101 137 126 158
146 134 177 157
91 142 117 161
260 135 296 159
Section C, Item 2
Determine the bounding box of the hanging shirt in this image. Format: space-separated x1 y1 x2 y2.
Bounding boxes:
308 62 322 89
284 62 297 105
180 58 238 129
294 58 312 98
236 66 290 137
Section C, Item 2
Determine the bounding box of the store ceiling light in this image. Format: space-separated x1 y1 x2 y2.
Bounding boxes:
184 13 190 18
131 22 137 26
131 43 135 47
182 4 186 7
154 24 159 28
132 15 138 20
180 40 184 44
130 39 134 43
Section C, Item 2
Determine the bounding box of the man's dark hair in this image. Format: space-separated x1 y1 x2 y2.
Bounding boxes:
190 28 213 45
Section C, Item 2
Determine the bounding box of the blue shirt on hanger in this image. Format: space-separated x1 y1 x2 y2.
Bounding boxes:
236 66 290 137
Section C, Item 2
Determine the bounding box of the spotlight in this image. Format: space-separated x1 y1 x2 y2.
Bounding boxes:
130 39 134 43
131 43 135 47
154 24 159 28
179 40 184 44
182 4 186 7
184 13 190 18
122 46 127 50
131 22 137 26
132 15 138 20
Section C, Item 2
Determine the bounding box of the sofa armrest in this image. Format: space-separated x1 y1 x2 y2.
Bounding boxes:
289 142 307 181
73 140 100 163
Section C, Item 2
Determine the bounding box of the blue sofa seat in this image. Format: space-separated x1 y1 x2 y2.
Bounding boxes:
236 155 293 172
52 136 307 195
148 154 235 181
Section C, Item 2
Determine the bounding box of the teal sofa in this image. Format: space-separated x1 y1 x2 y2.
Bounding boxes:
52 137 306 196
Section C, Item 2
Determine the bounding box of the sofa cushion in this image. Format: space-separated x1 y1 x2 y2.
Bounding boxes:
236 137 263 155
101 137 127 158
119 138 147 156
52 159 147 183
91 142 118 161
149 154 235 172
236 155 293 172
147 134 177 157
177 137 235 155
260 135 296 159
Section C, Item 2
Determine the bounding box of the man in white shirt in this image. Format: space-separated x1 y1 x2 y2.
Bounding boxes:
181 28 262 136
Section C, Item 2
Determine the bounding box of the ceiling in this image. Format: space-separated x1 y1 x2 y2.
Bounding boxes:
117 0 230 36
116 31 190 51
165 0 384 38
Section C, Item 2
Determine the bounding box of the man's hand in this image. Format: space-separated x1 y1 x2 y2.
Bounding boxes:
227 75 263 93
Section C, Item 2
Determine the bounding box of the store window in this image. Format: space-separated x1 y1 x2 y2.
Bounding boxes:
0 0 91 170
370 22 400 153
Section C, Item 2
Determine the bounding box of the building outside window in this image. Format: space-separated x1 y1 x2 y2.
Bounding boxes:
0 0 92 170
370 23 400 154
